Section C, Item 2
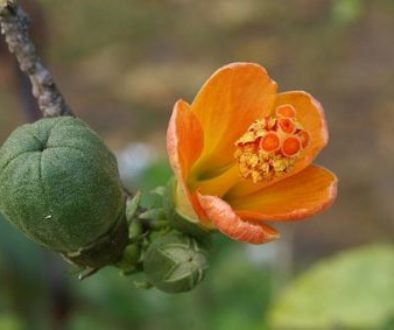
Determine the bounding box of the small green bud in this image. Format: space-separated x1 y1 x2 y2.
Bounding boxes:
143 231 209 293
0 117 127 268
129 219 143 239
115 243 141 275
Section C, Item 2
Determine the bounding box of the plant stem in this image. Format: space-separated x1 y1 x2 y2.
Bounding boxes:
0 0 73 117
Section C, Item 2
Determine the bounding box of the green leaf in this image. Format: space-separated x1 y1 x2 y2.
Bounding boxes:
268 244 394 330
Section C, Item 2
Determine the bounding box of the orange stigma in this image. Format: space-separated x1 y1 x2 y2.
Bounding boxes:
275 104 296 118
282 136 301 156
260 132 280 152
278 118 296 134
234 105 310 183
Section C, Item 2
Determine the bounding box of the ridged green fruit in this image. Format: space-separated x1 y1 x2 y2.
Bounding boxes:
0 117 128 268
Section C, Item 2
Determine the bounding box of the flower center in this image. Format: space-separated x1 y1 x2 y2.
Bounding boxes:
234 104 310 183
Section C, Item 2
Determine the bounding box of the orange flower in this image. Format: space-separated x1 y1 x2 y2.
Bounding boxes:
167 63 337 244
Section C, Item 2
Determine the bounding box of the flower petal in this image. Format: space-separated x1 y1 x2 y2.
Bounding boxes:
229 165 337 221
196 164 240 197
167 100 204 220
167 99 204 185
198 194 280 244
191 62 277 180
276 91 328 171
227 91 328 198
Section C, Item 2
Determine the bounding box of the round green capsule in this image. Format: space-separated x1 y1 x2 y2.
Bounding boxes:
0 117 128 268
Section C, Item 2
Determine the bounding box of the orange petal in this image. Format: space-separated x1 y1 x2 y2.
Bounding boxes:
167 100 204 220
227 91 328 198
191 63 277 180
198 194 280 244
229 165 337 221
196 163 240 197
277 91 328 171
167 99 204 184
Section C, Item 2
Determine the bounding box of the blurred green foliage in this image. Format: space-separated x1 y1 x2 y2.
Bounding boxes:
0 315 23 330
268 244 394 329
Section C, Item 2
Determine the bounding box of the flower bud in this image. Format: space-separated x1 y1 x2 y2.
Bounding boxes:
143 231 209 293
0 117 127 268
115 243 141 275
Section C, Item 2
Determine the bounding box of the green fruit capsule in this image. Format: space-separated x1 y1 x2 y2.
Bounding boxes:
143 231 209 293
0 117 128 268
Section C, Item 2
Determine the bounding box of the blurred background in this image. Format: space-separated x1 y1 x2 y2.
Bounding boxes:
0 0 393 329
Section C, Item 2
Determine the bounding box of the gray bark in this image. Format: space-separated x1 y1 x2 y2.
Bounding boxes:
0 0 73 117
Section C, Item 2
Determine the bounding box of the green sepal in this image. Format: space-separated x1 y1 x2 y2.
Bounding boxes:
125 192 144 241
126 191 142 223
139 208 166 221
150 186 166 197
163 178 211 242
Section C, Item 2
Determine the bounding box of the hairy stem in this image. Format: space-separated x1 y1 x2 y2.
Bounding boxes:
0 0 73 117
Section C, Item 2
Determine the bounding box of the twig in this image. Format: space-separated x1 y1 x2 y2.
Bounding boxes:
0 0 73 117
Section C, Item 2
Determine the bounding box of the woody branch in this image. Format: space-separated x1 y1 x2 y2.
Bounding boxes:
0 0 73 117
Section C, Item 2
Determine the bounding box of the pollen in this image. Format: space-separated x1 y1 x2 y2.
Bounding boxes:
234 105 310 183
